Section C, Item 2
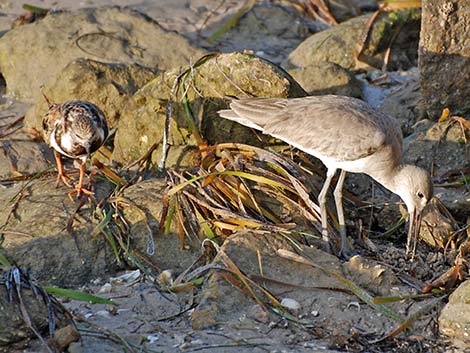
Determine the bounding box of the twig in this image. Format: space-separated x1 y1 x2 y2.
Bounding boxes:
159 72 183 172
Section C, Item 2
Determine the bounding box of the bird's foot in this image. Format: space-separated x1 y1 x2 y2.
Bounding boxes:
67 185 94 202
338 243 356 260
55 171 73 188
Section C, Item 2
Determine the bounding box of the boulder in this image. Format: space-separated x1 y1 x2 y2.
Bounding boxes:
24 58 157 131
120 178 199 273
328 0 379 23
0 281 72 347
0 6 205 99
0 140 53 180
439 280 470 342
204 3 311 64
0 174 198 287
284 9 421 71
113 52 306 166
419 0 470 118
0 180 118 287
379 76 422 135
288 61 362 97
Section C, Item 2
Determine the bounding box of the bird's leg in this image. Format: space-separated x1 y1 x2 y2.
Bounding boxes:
318 170 336 253
68 161 94 200
333 170 351 257
53 150 73 188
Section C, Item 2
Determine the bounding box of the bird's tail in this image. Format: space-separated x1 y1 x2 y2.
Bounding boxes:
218 109 264 131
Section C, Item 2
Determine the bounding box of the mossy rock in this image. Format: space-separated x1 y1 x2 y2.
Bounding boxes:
285 9 421 71
0 6 205 99
24 58 157 131
113 52 306 167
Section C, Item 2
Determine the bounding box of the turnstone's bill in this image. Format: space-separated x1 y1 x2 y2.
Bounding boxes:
42 97 109 198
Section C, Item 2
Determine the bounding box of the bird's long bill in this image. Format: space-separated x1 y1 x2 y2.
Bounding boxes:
406 208 422 260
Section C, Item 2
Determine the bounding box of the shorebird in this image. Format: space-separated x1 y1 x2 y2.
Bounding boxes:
218 95 433 257
42 98 109 198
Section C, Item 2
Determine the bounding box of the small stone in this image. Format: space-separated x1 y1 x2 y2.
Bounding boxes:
48 325 81 352
280 298 301 313
110 269 141 283
98 283 112 294
95 310 110 317
147 334 159 344
157 270 174 288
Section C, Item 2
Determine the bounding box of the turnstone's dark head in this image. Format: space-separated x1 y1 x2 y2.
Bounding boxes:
42 99 109 162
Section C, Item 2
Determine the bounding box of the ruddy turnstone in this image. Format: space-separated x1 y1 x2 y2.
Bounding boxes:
42 97 109 198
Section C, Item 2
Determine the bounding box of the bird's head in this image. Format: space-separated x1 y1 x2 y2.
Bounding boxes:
395 165 433 213
393 165 433 258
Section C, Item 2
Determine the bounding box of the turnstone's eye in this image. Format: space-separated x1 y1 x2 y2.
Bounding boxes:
417 191 424 199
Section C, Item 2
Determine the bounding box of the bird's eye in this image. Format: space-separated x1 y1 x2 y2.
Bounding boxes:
417 191 424 199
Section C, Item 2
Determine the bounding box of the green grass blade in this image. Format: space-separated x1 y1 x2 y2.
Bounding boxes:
44 286 117 305
0 251 12 267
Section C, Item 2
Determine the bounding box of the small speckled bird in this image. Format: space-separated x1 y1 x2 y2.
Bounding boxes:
42 98 109 198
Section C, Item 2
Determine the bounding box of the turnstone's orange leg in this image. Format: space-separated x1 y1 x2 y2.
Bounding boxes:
68 162 94 200
54 151 73 188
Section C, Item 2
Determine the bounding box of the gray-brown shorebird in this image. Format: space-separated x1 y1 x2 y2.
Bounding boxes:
42 98 108 198
218 95 433 257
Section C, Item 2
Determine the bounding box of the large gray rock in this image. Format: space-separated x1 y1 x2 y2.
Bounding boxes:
204 3 311 64
288 61 362 97
0 176 197 287
285 10 421 71
24 58 157 131
328 0 379 22
439 280 470 342
0 282 72 347
419 0 470 119
379 77 422 135
121 178 199 273
113 52 306 166
192 231 417 346
0 140 53 180
0 6 205 99
0 180 118 287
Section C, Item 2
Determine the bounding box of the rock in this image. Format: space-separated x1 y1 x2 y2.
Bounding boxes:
24 58 157 131
288 61 362 97
0 274 71 347
192 231 411 338
0 140 53 180
439 280 470 341
328 0 379 23
343 255 401 296
0 176 199 287
0 180 119 286
113 52 306 166
379 76 422 135
203 3 311 64
419 0 470 119
120 178 199 272
48 325 81 353
285 10 421 71
434 188 470 223
418 200 455 250
0 7 205 99
280 298 301 314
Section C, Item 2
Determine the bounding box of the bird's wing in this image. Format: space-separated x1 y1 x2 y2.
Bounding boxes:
220 95 401 162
